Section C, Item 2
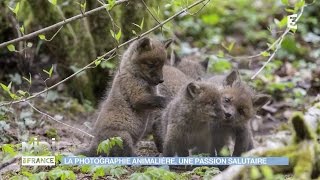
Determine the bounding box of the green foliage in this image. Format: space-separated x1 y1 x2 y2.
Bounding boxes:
0 82 21 100
19 25 24 35
83 99 94 112
7 44 16 52
47 168 76 180
8 2 20 15
281 0 289 6
21 171 47 180
38 34 47 40
294 0 305 12
209 58 232 73
22 73 32 85
132 18 144 35
281 36 298 54
1 144 17 157
260 166 274 179
261 51 271 57
110 29 122 43
91 166 128 179
219 146 230 156
48 0 57 6
222 41 235 53
182 166 220 180
101 61 116 69
266 81 294 93
17 90 27 97
202 167 221 180
97 137 123 155
106 0 116 10
43 65 54 78
94 57 102 66
250 166 262 179
76 1 86 12
201 13 220 25
130 167 182 180
92 166 105 179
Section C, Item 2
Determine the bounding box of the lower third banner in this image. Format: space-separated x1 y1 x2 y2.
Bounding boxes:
61 157 289 166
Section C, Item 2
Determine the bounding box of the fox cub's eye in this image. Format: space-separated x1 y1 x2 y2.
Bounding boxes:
146 63 155 68
224 97 231 103
238 108 244 115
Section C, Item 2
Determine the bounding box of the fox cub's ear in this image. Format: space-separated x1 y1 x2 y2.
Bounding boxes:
137 37 152 52
253 94 271 109
170 50 181 66
162 39 173 49
186 82 202 99
200 57 209 70
224 69 240 86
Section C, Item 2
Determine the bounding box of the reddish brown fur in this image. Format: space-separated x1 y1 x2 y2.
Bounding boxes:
209 70 271 157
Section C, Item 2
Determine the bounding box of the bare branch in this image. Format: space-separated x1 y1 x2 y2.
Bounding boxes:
251 6 305 79
25 101 94 138
0 0 129 49
140 0 161 25
250 29 289 79
0 0 207 107
0 156 21 170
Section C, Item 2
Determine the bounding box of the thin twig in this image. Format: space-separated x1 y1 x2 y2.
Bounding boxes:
140 0 161 25
140 0 166 36
25 101 94 138
251 6 305 79
185 0 211 16
0 0 129 49
44 25 64 41
96 0 121 29
0 0 207 107
225 36 282 60
0 156 21 170
56 6 77 44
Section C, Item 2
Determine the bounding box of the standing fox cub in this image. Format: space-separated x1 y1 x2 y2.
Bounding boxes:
209 70 271 157
163 81 224 156
77 37 172 157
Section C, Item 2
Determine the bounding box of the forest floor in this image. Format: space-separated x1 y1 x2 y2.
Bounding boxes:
0 91 298 179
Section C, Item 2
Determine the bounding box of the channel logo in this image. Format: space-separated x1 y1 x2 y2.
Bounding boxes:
21 138 56 166
22 156 55 166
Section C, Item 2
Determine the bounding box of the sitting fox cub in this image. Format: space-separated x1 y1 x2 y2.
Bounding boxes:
77 37 172 157
163 81 224 156
170 51 209 80
209 70 271 157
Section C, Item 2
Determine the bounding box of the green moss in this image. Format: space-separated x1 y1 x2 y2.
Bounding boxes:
276 122 291 132
250 166 261 180
260 166 274 179
45 128 58 139
293 142 315 179
69 99 86 114
291 112 316 143
314 102 320 109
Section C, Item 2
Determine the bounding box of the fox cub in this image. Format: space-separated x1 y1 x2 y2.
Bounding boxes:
77 37 172 157
209 70 271 157
163 81 224 156
150 65 192 153
170 51 209 79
